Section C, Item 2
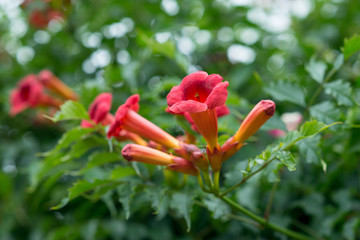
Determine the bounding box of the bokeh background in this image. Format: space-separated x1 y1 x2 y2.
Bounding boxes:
1 0 360 239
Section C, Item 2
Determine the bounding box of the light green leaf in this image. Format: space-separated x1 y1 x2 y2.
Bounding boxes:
310 101 341 124
342 35 360 60
264 81 306 106
306 57 327 83
299 120 327 137
51 101 89 122
276 151 296 171
170 193 193 231
324 79 353 106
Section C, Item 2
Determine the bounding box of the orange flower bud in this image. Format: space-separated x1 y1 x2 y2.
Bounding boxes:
233 100 275 143
122 144 173 165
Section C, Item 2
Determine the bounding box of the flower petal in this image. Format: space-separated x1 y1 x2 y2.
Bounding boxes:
169 100 208 113
167 85 185 106
205 81 229 109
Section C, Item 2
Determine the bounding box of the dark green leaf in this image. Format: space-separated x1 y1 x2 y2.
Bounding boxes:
203 196 231 219
170 193 193 231
297 135 321 164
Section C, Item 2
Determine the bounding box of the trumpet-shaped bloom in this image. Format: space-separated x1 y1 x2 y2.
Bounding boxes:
222 100 275 161
167 71 229 152
108 94 181 149
39 70 78 100
122 144 198 175
9 75 62 116
81 93 114 128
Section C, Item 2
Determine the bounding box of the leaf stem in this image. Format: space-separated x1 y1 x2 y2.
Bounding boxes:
220 158 276 196
218 195 314 240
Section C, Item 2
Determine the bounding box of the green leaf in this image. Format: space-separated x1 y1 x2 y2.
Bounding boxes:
82 152 121 172
110 166 136 179
342 35 360 60
203 196 231 219
299 120 327 137
264 81 306 106
324 79 353 106
51 179 120 210
117 180 139 219
310 101 341 124
170 193 193 231
51 101 89 122
306 57 327 83
297 135 321 164
145 187 170 219
333 54 344 70
276 151 296 171
43 127 94 156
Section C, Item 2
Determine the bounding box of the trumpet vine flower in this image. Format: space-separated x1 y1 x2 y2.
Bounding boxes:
39 70 78 100
122 144 198 175
167 71 229 153
9 74 62 116
81 93 114 128
108 94 181 149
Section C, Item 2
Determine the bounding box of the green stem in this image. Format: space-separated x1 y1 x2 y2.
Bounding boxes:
307 67 338 108
202 170 214 190
219 195 314 240
220 158 276 196
264 181 279 220
213 170 220 194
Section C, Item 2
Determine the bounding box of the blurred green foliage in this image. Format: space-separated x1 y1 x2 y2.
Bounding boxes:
1 0 360 239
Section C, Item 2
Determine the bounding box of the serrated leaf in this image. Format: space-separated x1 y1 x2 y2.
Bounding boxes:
170 193 193 231
146 187 170 219
324 79 353 106
264 81 306 106
117 181 139 219
276 151 296 171
342 35 360 60
297 135 321 164
306 57 327 83
203 196 231 219
310 101 341 124
299 120 327 136
51 101 89 122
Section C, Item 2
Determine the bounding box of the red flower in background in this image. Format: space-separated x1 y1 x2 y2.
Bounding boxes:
29 9 63 29
81 93 114 128
9 74 62 116
38 70 78 101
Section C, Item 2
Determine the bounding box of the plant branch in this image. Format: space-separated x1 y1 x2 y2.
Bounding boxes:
218 195 314 240
220 157 276 196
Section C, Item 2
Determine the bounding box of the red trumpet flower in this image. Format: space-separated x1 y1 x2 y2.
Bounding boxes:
122 144 198 175
9 74 62 116
38 70 78 101
167 71 229 153
81 93 114 128
108 94 181 149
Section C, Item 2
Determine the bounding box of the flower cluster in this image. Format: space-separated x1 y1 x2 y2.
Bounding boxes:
9 70 77 117
21 0 70 29
78 71 275 179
